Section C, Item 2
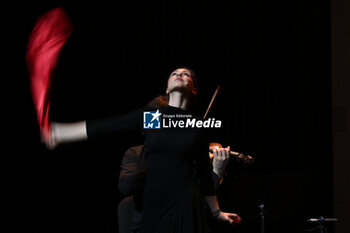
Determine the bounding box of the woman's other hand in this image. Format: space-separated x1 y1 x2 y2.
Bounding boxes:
212 146 230 178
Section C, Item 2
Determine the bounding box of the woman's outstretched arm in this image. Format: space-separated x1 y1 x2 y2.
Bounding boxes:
43 108 144 149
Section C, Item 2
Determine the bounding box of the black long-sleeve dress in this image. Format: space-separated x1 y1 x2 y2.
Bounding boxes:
87 105 215 233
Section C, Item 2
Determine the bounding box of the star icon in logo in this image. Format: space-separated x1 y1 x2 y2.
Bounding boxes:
150 109 161 122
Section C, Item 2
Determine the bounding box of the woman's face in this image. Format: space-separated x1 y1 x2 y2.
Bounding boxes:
166 68 197 96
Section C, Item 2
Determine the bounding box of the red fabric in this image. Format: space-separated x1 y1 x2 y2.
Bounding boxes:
26 7 73 135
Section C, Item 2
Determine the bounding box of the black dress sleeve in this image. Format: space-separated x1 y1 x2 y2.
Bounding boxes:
86 108 144 139
195 131 216 196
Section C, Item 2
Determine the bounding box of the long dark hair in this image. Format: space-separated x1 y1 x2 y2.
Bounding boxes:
146 95 169 108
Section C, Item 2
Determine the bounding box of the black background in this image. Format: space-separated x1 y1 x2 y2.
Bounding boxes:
4 0 332 233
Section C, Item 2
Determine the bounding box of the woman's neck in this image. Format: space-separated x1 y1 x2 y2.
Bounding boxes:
168 91 190 110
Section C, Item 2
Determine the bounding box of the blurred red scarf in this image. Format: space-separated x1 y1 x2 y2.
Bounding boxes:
26 7 74 135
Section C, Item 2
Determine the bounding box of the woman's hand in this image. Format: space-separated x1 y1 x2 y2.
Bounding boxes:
41 123 58 150
213 210 242 225
41 121 88 149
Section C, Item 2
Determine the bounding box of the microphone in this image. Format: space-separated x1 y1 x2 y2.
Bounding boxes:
305 217 338 222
